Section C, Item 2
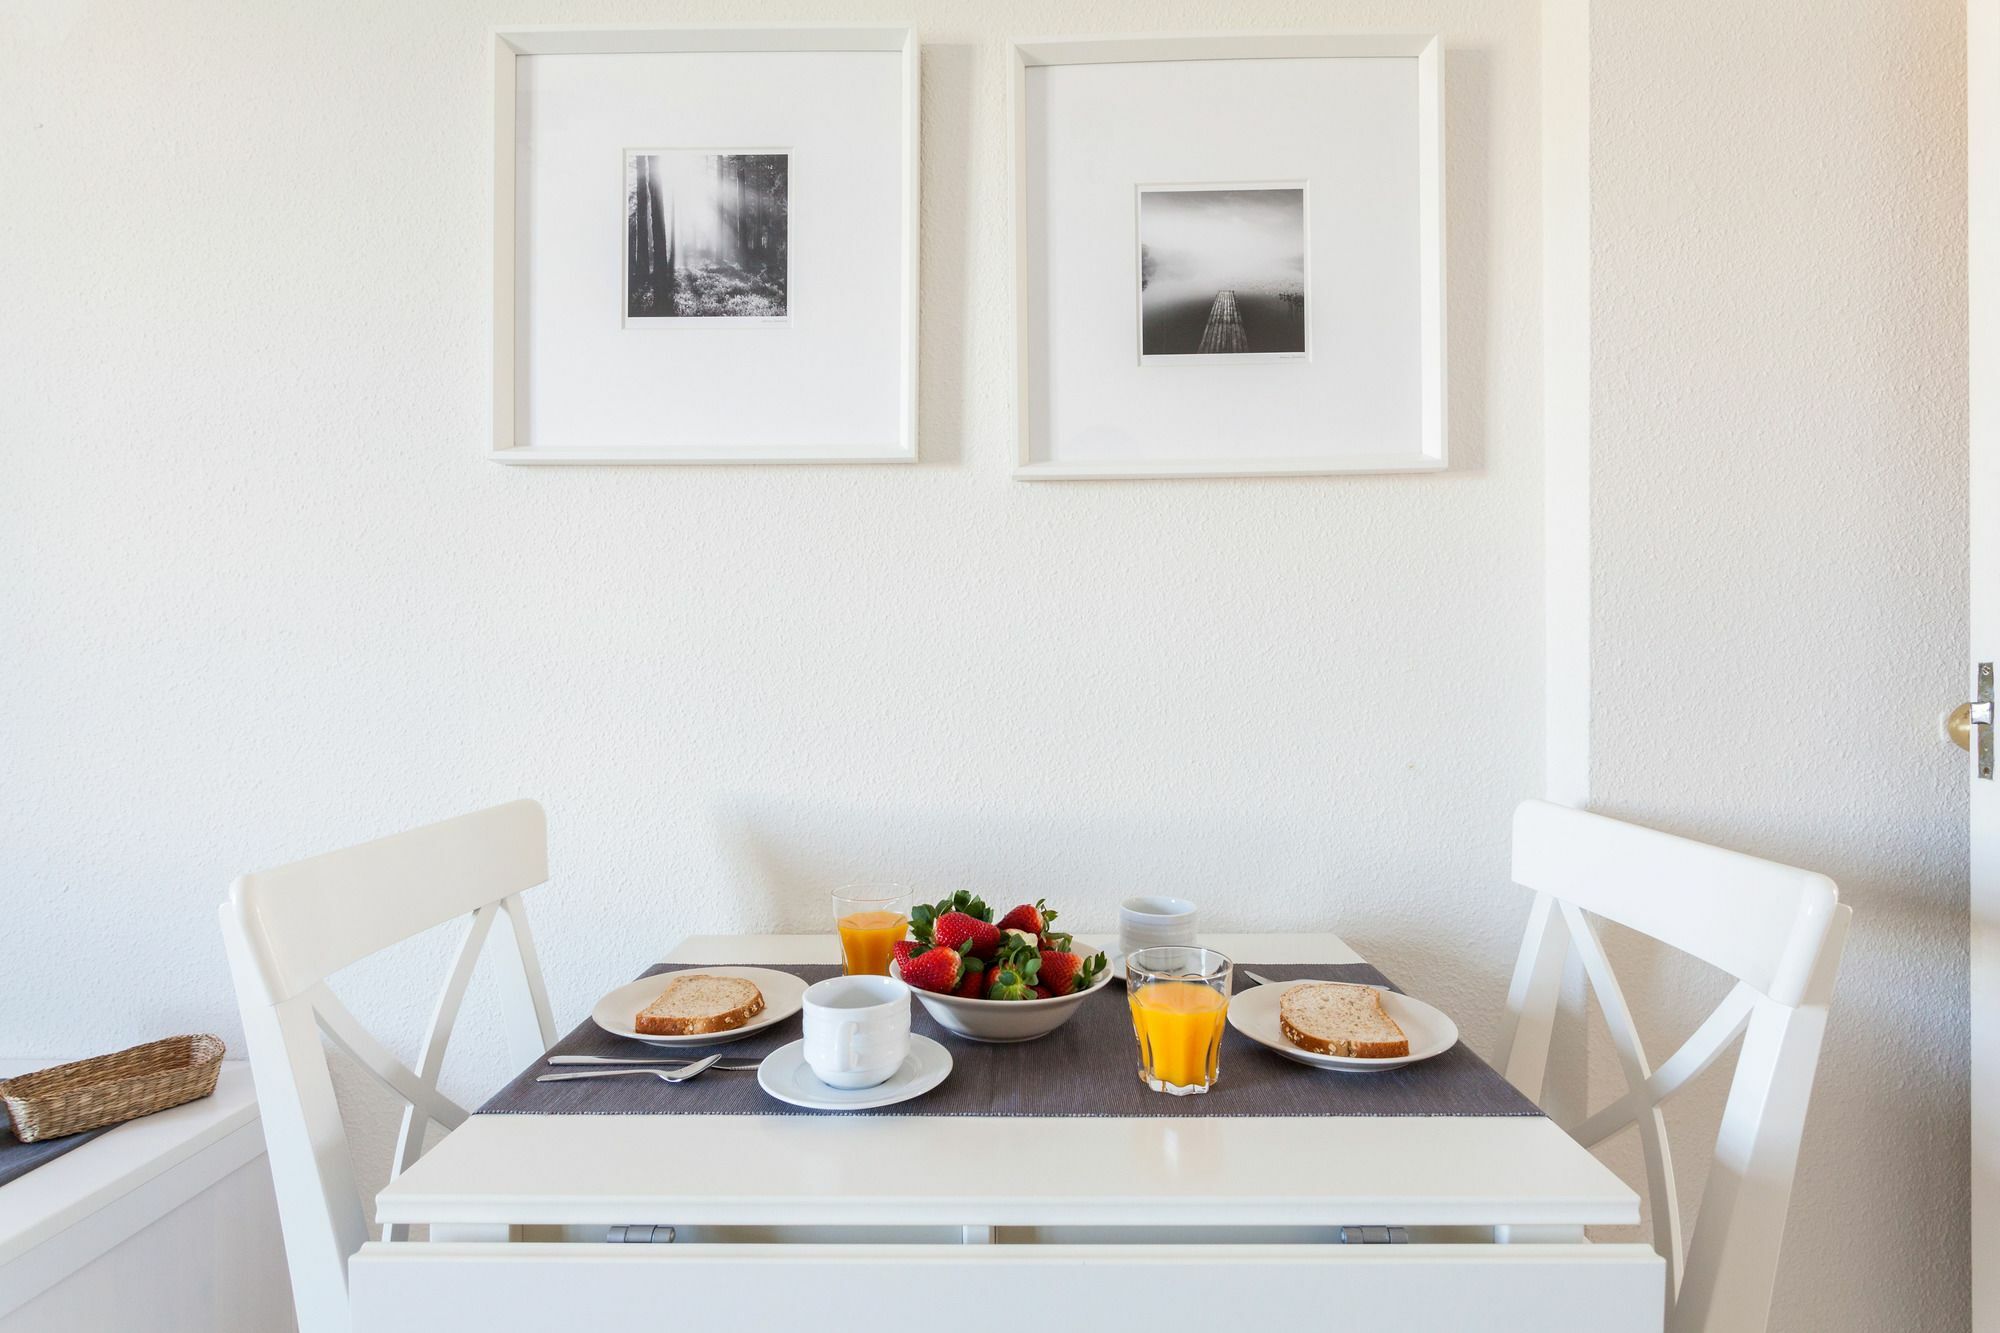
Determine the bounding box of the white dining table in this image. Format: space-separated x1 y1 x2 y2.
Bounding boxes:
352 932 1664 1332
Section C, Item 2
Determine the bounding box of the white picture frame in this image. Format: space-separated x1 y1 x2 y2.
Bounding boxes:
1009 34 1445 480
490 25 920 465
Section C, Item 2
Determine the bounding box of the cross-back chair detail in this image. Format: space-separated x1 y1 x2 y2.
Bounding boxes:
1497 799 1849 1333
220 799 556 1333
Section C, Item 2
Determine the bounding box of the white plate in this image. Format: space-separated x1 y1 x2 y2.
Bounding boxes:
1226 980 1459 1072
756 1035 953 1111
591 967 809 1048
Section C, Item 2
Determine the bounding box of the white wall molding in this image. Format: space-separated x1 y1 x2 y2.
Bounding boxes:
1536 0 1594 1138
1541 0 1590 813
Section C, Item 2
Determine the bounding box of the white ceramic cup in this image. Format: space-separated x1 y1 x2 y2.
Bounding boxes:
1119 895 1198 958
801 974 911 1090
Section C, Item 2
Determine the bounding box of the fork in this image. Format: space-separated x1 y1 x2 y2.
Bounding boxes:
535 1054 726 1085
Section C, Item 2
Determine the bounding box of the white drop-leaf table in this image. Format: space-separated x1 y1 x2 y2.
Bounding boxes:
353 933 1663 1331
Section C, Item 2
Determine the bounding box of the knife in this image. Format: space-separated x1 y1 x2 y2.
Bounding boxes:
547 1054 762 1070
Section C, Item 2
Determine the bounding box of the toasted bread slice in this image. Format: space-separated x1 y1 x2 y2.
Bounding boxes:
634 974 765 1036
1278 982 1410 1058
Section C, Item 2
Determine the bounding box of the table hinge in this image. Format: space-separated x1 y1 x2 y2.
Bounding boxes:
607 1224 675 1243
1338 1225 1409 1245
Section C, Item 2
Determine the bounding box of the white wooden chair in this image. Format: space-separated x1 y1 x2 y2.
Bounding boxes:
1497 799 1850 1333
219 799 556 1333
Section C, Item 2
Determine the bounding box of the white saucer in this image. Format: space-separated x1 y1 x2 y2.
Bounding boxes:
1074 938 1127 982
1227 980 1459 1072
756 1035 953 1111
591 967 808 1048
1083 940 1206 985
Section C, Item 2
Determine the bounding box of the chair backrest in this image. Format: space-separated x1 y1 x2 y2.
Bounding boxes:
219 799 555 1333
1497 800 1849 1333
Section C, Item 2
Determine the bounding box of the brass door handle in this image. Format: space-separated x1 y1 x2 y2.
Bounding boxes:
1948 701 1992 751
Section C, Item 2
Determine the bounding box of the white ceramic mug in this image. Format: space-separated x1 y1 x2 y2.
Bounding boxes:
802 974 911 1090
1120 895 1198 958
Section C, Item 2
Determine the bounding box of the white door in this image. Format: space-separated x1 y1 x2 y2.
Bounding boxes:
1972 0 1998 1325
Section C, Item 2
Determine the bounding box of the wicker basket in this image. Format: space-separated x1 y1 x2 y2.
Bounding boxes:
0 1035 226 1143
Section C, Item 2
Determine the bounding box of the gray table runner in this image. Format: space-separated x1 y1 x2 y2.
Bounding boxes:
0 1123 111 1189
478 962 1543 1119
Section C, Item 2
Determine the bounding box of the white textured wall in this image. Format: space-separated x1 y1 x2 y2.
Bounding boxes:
1578 1 1969 1330
0 0 1542 1226
1 3 1971 1328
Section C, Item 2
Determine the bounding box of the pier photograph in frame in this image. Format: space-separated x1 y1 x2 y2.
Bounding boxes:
1137 184 1307 363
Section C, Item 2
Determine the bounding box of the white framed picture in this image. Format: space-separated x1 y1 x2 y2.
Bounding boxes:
491 26 919 465
1010 35 1445 479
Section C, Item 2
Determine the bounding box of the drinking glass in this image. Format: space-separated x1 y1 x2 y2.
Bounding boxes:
1126 946 1233 1096
830 885 911 976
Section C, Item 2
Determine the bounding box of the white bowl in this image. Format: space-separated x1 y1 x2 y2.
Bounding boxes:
890 964 1112 1043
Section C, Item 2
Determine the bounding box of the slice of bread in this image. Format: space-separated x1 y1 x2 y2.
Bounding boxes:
1278 982 1410 1058
634 974 766 1036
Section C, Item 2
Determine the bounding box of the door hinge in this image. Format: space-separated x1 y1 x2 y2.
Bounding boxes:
1338 1225 1409 1244
1948 666 1994 778
1981 663 1994 781
607 1224 675 1243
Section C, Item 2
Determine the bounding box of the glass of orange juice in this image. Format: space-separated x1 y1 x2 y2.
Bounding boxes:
832 885 911 976
1126 946 1233 1096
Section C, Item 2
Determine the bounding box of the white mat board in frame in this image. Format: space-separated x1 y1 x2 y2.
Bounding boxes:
1010 35 1444 479
491 26 920 464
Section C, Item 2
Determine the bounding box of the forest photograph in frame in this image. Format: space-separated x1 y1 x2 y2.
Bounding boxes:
625 149 790 322
1137 183 1308 363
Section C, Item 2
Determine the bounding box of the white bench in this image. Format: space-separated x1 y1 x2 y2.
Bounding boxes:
0 1061 295 1332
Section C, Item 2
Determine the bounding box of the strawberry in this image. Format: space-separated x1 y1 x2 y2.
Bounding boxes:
891 939 923 966
996 898 1056 934
1036 948 1079 995
986 962 1039 1001
934 911 1002 958
900 945 964 994
1037 947 1106 996
1032 985 1053 999
910 891 991 946
950 953 987 998
984 935 1043 1000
